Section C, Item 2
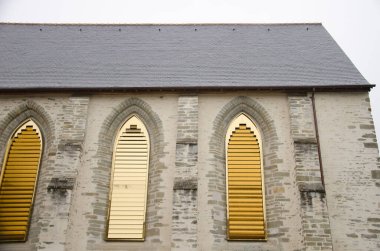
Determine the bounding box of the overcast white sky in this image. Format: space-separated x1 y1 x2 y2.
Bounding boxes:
0 0 379 146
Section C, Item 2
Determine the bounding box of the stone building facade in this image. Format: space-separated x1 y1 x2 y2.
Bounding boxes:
0 24 379 251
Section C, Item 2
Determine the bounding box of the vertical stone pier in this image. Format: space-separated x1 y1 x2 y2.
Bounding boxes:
39 96 89 250
288 94 333 251
171 96 199 250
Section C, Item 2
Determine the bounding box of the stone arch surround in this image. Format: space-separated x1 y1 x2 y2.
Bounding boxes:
207 96 295 250
0 100 55 250
89 97 167 248
0 100 55 155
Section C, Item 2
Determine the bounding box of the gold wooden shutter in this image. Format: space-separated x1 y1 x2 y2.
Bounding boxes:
0 120 42 242
226 114 266 240
107 116 150 240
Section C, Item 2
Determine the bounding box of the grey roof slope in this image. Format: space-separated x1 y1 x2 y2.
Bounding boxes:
0 23 371 90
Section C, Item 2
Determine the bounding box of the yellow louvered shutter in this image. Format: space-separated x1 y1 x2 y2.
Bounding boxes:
226 114 266 240
0 120 42 242
107 116 149 240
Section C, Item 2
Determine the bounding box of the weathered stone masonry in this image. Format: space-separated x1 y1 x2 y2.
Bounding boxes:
202 95 303 251
81 97 170 251
0 93 378 251
171 96 198 250
288 94 333 251
315 93 379 251
0 96 89 251
41 97 89 251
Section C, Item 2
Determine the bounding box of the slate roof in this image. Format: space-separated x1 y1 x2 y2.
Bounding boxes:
0 23 372 91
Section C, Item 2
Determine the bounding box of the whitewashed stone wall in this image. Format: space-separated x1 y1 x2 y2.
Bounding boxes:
0 91 378 251
316 92 379 251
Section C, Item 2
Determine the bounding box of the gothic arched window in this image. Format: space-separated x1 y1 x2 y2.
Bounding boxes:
106 116 150 241
0 120 43 242
226 113 266 240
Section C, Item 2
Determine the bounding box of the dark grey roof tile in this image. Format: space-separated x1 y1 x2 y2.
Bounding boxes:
0 23 370 90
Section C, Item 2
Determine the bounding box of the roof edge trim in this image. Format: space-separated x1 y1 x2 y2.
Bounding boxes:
0 22 323 26
0 85 374 93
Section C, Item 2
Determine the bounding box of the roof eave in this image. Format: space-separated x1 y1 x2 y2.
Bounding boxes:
0 84 374 94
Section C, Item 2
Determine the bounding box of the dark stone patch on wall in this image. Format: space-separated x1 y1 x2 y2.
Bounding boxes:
300 191 325 206
173 177 198 190
59 142 82 152
47 177 75 192
371 170 380 179
364 143 378 148
360 124 375 130
346 233 359 238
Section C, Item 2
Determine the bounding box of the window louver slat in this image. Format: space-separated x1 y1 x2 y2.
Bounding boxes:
107 116 149 241
0 122 42 242
226 115 266 240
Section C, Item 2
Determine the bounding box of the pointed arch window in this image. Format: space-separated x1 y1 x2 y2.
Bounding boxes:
0 120 43 242
226 114 266 240
106 116 150 241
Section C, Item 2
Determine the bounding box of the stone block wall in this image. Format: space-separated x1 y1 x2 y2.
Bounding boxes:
0 92 378 251
66 95 177 251
198 94 303 251
0 96 89 251
39 96 89 251
288 94 333 251
294 143 323 191
288 95 316 142
316 92 379 251
300 192 332 250
171 96 198 250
